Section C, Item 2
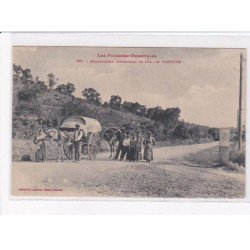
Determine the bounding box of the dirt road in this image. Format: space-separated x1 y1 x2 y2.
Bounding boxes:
154 141 218 162
11 142 245 198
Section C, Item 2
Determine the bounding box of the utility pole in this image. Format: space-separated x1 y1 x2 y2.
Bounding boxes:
238 53 243 151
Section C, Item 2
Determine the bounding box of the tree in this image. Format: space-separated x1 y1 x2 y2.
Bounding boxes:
162 108 180 127
56 83 75 95
133 102 147 116
102 101 109 107
146 106 181 129
13 64 23 77
146 106 164 120
55 84 67 93
22 68 33 81
35 76 47 90
13 64 33 83
66 83 75 94
122 101 147 116
17 83 41 102
82 88 102 105
208 127 219 141
109 95 122 110
47 73 58 89
173 120 190 139
122 101 133 112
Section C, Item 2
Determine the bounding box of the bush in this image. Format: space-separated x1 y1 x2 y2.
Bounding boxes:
21 155 31 161
229 148 245 167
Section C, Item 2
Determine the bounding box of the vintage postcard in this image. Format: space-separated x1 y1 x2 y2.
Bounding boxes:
11 46 246 198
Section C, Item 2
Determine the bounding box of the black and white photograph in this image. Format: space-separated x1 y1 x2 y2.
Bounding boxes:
11 46 246 198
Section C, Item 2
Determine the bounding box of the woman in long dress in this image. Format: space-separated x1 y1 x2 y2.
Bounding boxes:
135 130 142 162
34 128 47 162
143 131 156 163
128 134 137 161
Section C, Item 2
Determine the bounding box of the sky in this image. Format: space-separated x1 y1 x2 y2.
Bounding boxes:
13 46 247 128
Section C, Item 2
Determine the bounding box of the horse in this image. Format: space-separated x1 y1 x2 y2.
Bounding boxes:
109 135 119 159
102 127 120 159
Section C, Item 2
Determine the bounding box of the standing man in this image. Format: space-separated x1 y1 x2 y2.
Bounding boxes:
114 127 126 160
120 133 130 161
73 124 84 162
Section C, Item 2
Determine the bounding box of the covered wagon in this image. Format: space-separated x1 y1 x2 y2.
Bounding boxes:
59 116 102 159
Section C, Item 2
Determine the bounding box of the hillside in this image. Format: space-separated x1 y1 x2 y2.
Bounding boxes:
12 75 164 140
12 65 218 143
38 89 157 132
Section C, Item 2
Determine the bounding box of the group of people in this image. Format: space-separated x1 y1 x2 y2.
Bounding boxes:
112 128 156 163
33 123 156 163
33 123 85 162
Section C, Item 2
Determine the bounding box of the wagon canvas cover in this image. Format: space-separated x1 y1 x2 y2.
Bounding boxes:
60 116 102 134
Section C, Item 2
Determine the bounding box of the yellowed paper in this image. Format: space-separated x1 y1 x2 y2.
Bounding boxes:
12 47 247 198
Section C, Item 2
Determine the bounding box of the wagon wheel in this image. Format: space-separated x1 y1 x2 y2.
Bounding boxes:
88 132 100 159
63 143 73 159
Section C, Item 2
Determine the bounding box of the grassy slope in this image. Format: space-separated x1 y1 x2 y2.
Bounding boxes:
37 89 154 131
12 76 162 160
168 143 245 168
13 74 155 136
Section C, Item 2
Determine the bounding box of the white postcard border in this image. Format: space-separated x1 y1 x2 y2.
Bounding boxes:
1 32 250 214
